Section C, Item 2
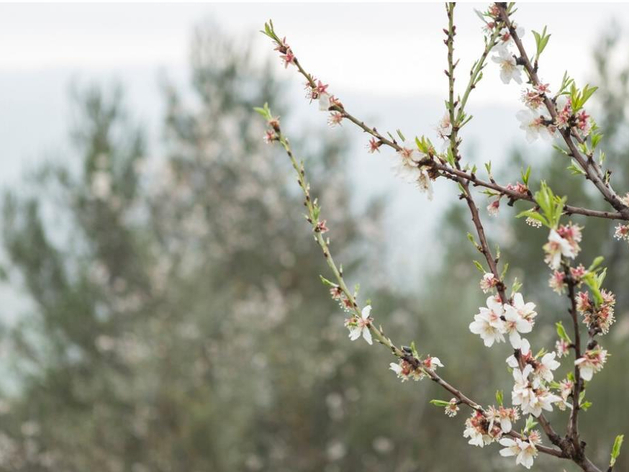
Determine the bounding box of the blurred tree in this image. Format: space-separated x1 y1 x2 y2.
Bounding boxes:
0 24 427 472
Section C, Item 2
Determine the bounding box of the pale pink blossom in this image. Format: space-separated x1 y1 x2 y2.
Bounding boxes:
345 305 373 345
575 349 608 381
492 49 524 85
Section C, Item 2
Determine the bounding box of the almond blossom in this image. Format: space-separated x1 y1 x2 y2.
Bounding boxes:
511 364 534 409
521 83 550 110
543 229 576 269
327 111 344 127
469 296 506 347
502 301 533 349
499 437 538 469
392 146 434 198
463 411 498 447
548 270 566 294
524 387 561 417
511 293 538 323
389 359 423 382
492 49 524 85
345 305 373 345
556 379 574 411
575 348 608 381
555 338 570 358
480 272 497 293
445 398 460 417
486 405 519 433
487 197 501 217
495 24 525 52
436 113 453 140
516 109 554 143
367 137 381 154
614 224 629 242
533 352 560 384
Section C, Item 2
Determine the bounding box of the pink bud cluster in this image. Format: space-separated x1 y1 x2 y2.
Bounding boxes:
577 289 616 335
330 285 354 313
273 37 296 68
548 264 585 294
555 97 594 137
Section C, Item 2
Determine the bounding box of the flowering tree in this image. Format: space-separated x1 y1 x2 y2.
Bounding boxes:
257 3 629 471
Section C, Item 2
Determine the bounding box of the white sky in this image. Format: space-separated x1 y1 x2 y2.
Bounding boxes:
1 2 628 284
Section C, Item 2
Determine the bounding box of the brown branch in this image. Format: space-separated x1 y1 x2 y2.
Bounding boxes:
496 3 629 220
565 267 583 452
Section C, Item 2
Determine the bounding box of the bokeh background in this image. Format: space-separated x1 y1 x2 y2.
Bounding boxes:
0 3 628 471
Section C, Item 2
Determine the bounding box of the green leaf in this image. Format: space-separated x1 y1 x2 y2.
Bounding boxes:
473 260 485 273
410 341 419 358
532 26 551 60
253 102 272 120
500 263 509 280
495 390 504 406
611 435 624 467
429 399 451 407
319 275 336 287
588 256 604 272
552 144 569 156
568 161 587 176
524 416 538 432
511 277 522 295
556 321 572 343
591 132 603 149
521 166 531 185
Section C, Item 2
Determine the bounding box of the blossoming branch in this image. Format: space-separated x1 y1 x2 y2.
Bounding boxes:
257 3 627 471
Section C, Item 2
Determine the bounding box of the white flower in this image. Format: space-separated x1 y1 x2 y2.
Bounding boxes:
492 49 524 85
487 197 500 217
516 109 553 143
495 25 526 53
506 338 530 368
436 113 453 140
525 388 561 417
480 272 497 293
445 398 459 417
392 146 433 199
575 349 608 381
499 438 538 469
469 296 506 347
534 352 560 384
389 359 424 382
393 147 422 182
543 230 576 269
512 364 533 409
511 293 537 322
463 412 494 448
318 92 331 111
502 302 533 349
345 305 373 345
463 424 487 447
486 406 519 434
423 356 444 370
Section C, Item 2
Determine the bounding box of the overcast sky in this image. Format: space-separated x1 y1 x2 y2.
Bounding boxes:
1 2 628 283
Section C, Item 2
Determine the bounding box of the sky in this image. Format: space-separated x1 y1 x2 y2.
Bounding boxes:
1 2 629 284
